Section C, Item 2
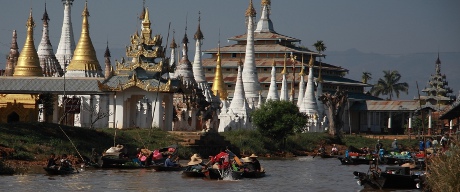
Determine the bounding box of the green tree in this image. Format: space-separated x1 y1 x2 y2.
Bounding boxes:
370 70 409 100
361 71 372 84
251 100 308 147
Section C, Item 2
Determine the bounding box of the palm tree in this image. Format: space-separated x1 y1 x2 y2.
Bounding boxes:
371 70 409 100
313 40 326 81
361 71 372 84
313 40 327 62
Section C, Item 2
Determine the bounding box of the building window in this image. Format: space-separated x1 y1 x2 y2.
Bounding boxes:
232 53 237 58
227 85 232 88
226 68 231 71
263 68 268 71
207 68 212 72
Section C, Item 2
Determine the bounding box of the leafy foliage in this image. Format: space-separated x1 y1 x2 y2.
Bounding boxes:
220 129 268 156
361 71 372 84
251 100 308 143
425 140 460 192
370 70 409 100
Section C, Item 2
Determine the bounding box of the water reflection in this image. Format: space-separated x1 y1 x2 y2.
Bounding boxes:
0 157 419 192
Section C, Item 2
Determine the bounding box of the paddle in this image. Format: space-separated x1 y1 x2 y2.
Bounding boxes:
226 149 242 166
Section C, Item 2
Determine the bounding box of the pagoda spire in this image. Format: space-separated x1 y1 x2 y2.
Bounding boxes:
139 0 146 20
297 54 306 108
212 42 228 100
169 29 177 77
104 41 112 79
4 30 20 76
266 59 279 101
66 1 103 77
38 3 63 77
301 55 318 115
228 61 247 115
280 53 289 101
174 23 196 84
141 7 152 39
56 0 75 72
14 9 43 77
193 12 213 102
242 0 261 107
255 0 274 33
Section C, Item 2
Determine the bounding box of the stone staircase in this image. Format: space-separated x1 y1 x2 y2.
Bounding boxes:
168 131 239 157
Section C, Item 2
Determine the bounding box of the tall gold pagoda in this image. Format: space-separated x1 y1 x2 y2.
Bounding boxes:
66 1 103 77
211 44 228 100
13 9 43 77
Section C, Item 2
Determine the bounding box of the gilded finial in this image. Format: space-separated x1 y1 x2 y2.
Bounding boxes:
194 11 204 40
245 0 256 17
299 54 305 76
261 0 271 6
308 54 314 68
139 0 146 20
272 59 276 67
212 39 228 100
281 53 288 74
82 0 89 17
170 29 177 48
26 8 35 28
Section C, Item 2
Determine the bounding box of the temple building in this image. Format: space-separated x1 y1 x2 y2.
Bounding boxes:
416 54 455 135
202 0 372 132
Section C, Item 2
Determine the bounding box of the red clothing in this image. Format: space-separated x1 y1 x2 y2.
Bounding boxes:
213 152 229 169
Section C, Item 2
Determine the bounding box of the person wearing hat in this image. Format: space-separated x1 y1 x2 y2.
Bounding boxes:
249 154 261 172
391 139 399 152
187 154 204 171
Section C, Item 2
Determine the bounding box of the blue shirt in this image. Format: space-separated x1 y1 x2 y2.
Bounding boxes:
165 157 176 167
419 141 425 151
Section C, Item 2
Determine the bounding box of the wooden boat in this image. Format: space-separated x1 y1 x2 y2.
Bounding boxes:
242 170 265 178
203 168 243 180
353 165 425 190
181 165 206 177
338 156 374 165
43 167 76 175
151 164 185 171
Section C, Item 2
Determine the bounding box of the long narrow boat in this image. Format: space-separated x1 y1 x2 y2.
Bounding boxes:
182 166 206 177
203 168 243 180
353 166 425 190
43 167 76 175
242 170 265 178
151 164 185 171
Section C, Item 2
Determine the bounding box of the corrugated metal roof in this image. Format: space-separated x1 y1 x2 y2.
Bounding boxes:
351 100 420 111
201 58 346 71
0 77 104 94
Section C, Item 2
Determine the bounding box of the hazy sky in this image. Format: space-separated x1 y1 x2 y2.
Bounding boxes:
0 0 459 99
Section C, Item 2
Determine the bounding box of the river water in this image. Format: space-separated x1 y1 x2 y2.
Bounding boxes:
1 157 419 192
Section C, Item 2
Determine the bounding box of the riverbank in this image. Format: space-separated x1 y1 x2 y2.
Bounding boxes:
1 122 420 173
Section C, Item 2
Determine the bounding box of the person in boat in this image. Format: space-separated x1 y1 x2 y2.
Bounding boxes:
47 153 58 168
318 145 326 155
331 144 339 155
59 154 72 171
212 148 229 169
187 154 204 171
375 140 383 153
391 139 399 152
419 140 425 152
165 154 178 167
249 154 261 172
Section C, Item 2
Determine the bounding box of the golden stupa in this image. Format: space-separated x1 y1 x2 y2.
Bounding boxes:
211 44 228 100
66 1 102 74
13 9 43 77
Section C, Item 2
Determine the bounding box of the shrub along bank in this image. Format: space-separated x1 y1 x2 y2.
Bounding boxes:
1 123 420 173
